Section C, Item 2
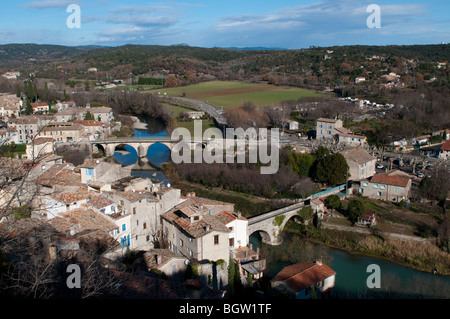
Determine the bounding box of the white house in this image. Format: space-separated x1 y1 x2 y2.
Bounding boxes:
355 77 366 84
216 211 248 249
45 188 91 220
31 102 50 114
287 120 299 131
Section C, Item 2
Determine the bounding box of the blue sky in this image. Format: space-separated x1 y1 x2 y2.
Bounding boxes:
0 0 449 48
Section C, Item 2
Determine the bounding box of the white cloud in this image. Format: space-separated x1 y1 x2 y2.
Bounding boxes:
208 0 441 48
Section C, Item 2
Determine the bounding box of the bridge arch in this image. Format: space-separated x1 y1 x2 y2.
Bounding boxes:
247 202 306 246
249 230 273 245
113 143 138 166
93 143 106 156
146 142 172 168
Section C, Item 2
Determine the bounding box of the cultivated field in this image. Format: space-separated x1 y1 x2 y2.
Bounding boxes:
148 81 325 108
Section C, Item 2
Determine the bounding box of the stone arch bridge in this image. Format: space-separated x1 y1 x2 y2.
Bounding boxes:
247 201 307 245
90 137 208 158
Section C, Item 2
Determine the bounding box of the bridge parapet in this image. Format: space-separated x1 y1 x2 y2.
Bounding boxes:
247 202 305 245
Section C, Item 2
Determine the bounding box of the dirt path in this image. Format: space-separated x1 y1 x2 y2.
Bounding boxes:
321 221 433 243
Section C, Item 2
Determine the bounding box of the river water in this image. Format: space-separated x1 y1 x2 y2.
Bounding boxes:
113 116 171 185
112 117 450 299
251 232 450 299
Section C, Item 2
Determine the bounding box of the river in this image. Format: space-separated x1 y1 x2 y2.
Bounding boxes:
251 232 450 299
113 116 171 185
111 116 450 299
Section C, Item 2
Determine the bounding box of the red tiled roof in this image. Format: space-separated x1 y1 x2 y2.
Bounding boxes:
272 261 336 291
31 102 49 107
441 140 450 152
370 174 410 187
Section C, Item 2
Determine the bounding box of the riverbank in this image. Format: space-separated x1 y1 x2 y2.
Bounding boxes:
129 115 148 129
284 221 450 276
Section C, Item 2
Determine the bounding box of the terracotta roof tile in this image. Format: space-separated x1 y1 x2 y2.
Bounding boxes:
370 173 410 187
441 140 450 151
272 261 336 291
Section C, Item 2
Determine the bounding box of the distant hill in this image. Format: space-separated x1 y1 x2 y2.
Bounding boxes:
224 46 288 51
1 43 449 94
0 43 100 62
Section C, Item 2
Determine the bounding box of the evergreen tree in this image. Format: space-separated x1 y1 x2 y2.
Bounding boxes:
316 153 349 185
227 257 235 297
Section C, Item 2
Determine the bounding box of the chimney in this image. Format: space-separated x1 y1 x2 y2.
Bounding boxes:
49 243 57 260
315 259 323 266
155 254 162 265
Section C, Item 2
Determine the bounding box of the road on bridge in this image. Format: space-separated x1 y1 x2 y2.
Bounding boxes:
159 95 228 127
248 201 306 225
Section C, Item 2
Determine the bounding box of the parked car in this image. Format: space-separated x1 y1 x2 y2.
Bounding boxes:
376 163 384 169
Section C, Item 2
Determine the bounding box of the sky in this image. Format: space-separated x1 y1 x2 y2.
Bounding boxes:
0 0 449 49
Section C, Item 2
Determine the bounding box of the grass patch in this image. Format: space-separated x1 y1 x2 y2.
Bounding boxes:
147 81 325 108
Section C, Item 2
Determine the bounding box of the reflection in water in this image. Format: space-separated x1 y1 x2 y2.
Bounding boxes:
114 116 170 168
146 143 171 168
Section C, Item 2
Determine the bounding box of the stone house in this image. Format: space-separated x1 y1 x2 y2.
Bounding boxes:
45 188 91 220
38 122 84 143
26 137 55 160
144 248 188 280
161 198 233 262
102 189 162 250
316 118 343 141
79 159 131 185
316 117 366 146
0 94 22 119
359 173 412 202
339 147 376 181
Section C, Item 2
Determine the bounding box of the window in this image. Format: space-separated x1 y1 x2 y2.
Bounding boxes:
362 182 368 187
122 224 126 231
229 238 234 247
143 222 147 229
214 235 219 245
373 184 378 189
133 207 136 214
180 239 184 247
377 192 382 197
85 168 94 176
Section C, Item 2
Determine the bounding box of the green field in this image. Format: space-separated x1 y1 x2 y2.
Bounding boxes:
148 81 325 108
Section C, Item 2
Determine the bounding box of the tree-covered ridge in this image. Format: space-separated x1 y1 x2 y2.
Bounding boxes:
0 43 99 62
